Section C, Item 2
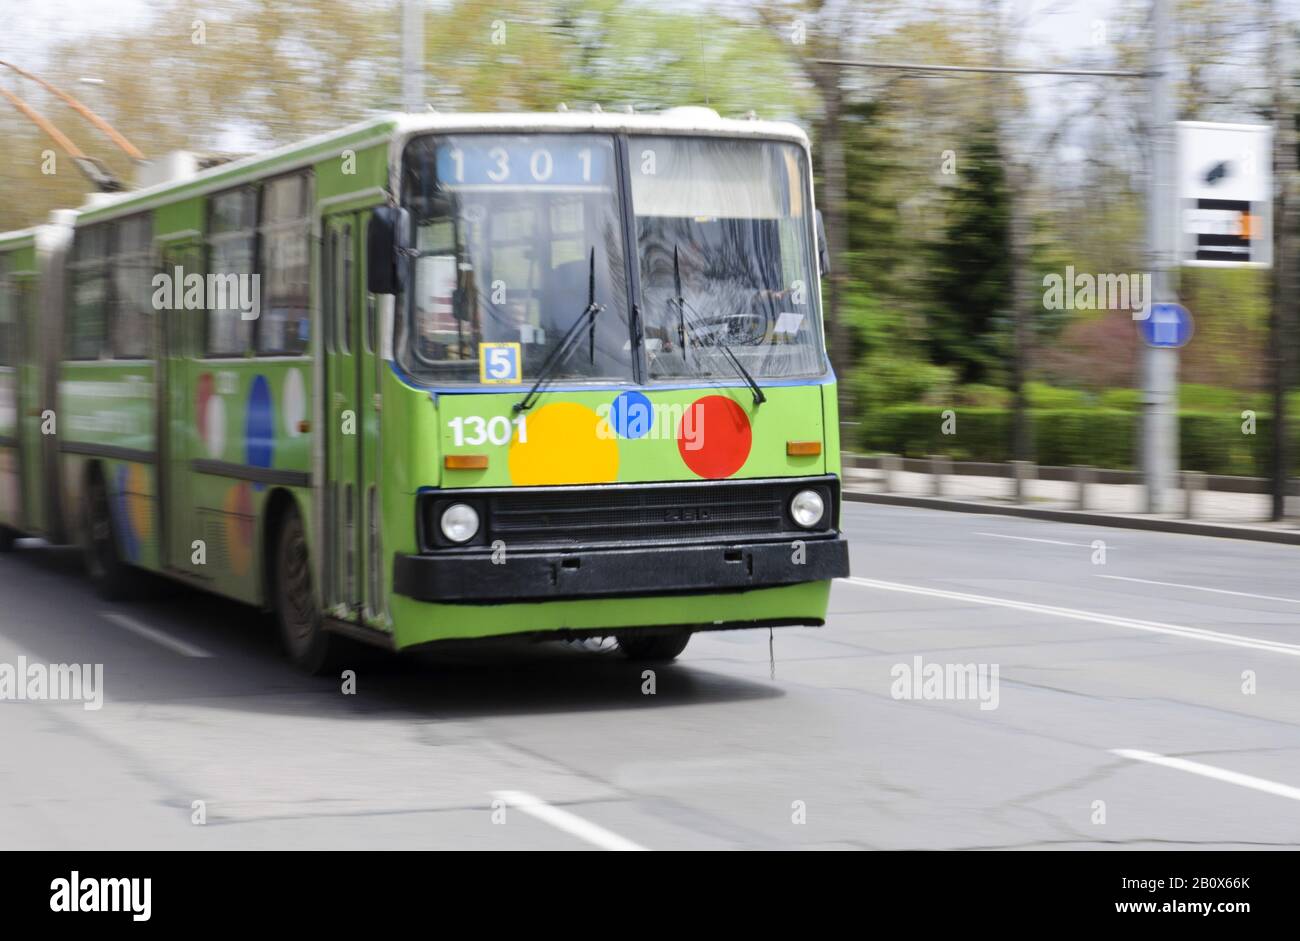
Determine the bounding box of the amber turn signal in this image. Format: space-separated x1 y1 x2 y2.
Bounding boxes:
786 440 822 457
444 454 489 470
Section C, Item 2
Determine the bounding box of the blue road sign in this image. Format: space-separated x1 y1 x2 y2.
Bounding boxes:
1138 303 1194 348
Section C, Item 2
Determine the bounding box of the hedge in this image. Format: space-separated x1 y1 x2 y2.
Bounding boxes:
861 406 1293 476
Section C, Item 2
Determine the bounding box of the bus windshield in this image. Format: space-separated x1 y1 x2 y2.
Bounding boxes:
630 136 825 381
400 133 632 384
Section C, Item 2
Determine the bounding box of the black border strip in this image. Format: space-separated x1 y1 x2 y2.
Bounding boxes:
420 472 840 498
191 458 311 487
59 441 156 463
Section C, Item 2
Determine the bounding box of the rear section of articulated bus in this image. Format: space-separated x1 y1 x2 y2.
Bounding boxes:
375 119 850 652
0 234 36 544
0 218 72 550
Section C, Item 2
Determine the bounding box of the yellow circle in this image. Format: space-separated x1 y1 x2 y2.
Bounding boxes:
508 402 619 486
223 484 253 577
126 464 153 543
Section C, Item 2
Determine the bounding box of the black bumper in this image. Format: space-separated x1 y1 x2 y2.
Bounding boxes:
392 535 850 604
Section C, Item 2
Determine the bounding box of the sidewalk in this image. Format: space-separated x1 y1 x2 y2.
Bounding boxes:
842 466 1300 545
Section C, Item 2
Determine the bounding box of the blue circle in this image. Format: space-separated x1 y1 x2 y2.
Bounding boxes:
113 465 140 562
609 391 653 439
246 375 275 490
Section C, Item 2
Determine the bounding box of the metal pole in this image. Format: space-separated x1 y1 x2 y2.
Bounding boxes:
1143 0 1178 514
401 0 424 113
1268 0 1295 520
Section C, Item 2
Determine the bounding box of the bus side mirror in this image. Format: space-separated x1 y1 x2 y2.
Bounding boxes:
815 209 830 278
368 205 411 295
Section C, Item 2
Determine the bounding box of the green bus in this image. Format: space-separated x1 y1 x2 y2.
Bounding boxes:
0 108 849 672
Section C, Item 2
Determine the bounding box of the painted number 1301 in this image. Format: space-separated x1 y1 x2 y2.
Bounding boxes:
448 415 527 446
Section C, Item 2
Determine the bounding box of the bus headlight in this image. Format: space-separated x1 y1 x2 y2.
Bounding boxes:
440 503 480 543
790 489 825 528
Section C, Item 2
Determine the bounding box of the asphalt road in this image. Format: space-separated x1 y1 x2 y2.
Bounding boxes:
2 502 1298 850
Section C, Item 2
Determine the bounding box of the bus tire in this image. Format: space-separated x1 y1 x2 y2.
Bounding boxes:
616 629 691 662
273 505 340 675
0 526 17 552
82 468 148 600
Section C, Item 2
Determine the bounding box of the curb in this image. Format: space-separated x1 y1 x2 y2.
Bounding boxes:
843 490 1300 546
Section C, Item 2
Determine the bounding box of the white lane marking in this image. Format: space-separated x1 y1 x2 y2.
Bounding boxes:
99 612 214 658
975 532 1099 548
1112 749 1300 802
491 790 647 851
841 577 1300 657
1096 574 1300 606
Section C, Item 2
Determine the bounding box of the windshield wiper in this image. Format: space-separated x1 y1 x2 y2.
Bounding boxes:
513 247 604 413
672 246 766 407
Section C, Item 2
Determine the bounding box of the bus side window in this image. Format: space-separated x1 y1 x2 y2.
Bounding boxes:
0 272 11 367
205 186 257 357
338 224 352 354
111 214 153 360
364 218 376 354
258 172 311 356
68 224 109 361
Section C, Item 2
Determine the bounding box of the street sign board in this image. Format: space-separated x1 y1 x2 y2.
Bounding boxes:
1177 121 1272 267
1138 303 1193 348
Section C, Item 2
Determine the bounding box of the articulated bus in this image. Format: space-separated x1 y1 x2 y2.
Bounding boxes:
0 107 849 672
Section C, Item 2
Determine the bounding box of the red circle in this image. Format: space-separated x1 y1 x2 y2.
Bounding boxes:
678 395 752 478
196 372 213 440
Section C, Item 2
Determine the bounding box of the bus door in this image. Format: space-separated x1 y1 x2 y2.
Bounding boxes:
16 277 44 533
159 240 200 573
323 212 379 622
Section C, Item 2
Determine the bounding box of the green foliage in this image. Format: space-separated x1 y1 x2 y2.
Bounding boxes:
1098 384 1271 413
1033 410 1138 468
850 352 956 419
1178 383 1266 412
864 406 1011 462
0 0 815 232
953 384 1010 407
922 126 1011 384
1097 388 1142 410
863 405 1296 475
1024 381 1088 409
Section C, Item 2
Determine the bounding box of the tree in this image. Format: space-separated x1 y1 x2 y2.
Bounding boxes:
924 126 1011 385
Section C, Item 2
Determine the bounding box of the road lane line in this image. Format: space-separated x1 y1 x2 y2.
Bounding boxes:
491 790 647 851
976 532 1099 548
841 577 1300 657
1096 574 1300 606
99 612 214 658
1112 749 1300 802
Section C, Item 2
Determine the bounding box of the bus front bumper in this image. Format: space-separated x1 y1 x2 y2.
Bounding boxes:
391 535 850 604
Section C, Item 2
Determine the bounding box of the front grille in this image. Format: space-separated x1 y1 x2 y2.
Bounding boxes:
420 476 837 550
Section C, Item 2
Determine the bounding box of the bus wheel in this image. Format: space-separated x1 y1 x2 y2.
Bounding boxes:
82 469 146 600
0 527 17 552
273 506 339 675
615 629 691 662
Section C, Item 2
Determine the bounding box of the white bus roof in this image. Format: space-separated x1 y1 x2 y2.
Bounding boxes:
28 109 809 230
390 108 809 147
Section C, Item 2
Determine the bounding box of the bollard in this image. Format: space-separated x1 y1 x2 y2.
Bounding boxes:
930 454 949 497
1074 465 1095 511
881 453 901 494
1183 470 1205 519
1010 460 1036 504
